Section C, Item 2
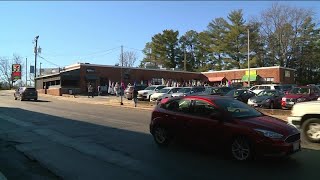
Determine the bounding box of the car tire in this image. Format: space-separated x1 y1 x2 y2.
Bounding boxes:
302 118 320 143
231 136 253 161
20 96 24 101
152 126 171 147
34 98 38 101
14 96 17 100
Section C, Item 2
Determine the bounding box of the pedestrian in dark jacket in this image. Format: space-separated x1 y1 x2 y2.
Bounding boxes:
133 87 138 107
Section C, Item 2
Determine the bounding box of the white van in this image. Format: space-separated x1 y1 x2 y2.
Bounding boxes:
249 84 282 94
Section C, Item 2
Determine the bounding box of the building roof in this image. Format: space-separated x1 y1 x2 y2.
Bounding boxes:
201 66 295 74
35 63 296 79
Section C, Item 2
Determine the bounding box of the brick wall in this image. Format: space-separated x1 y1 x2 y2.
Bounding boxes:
46 88 61 96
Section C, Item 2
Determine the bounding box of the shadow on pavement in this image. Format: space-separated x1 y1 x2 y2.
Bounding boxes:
0 107 318 180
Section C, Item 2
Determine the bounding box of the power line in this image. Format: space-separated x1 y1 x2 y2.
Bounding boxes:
38 55 61 67
123 46 144 52
41 46 121 58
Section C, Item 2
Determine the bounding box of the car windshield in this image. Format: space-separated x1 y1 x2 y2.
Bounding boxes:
290 87 310 94
226 90 244 96
144 86 157 90
178 88 191 93
214 99 262 118
257 90 275 97
158 88 171 93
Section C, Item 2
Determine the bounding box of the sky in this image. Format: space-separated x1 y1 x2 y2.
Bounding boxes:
0 1 319 70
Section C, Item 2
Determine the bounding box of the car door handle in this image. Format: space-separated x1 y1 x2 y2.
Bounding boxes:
165 115 176 119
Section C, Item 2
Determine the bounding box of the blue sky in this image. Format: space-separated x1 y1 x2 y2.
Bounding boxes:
0 1 319 69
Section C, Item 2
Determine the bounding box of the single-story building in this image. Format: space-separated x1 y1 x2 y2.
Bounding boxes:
35 63 295 96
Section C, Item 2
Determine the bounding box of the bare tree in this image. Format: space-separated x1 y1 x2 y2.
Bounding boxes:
260 3 314 67
119 51 138 67
0 54 23 89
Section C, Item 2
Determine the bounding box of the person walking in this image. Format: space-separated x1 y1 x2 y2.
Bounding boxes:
133 86 138 107
88 84 94 98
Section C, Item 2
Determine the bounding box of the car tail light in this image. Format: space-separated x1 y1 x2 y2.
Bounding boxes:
159 98 169 104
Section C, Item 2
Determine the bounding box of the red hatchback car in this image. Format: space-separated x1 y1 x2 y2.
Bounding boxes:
150 96 300 161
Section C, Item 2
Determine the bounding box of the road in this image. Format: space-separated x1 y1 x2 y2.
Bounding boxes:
0 90 319 180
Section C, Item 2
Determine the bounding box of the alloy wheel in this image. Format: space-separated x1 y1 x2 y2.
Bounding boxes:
231 137 251 161
154 127 167 144
306 122 320 141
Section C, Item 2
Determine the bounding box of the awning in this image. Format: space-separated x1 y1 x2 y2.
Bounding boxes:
85 74 99 80
208 76 226 82
242 75 258 81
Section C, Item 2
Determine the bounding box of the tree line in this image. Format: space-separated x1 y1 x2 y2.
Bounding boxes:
139 3 320 84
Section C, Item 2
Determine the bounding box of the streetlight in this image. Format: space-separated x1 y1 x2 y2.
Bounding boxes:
34 35 39 88
247 29 250 87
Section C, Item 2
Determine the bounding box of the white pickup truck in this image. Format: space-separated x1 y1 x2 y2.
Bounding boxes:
288 101 320 143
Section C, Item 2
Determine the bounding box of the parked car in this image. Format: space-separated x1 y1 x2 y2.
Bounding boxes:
14 87 38 101
249 84 282 94
124 85 147 100
225 89 256 103
248 90 285 109
196 86 233 96
281 86 320 109
137 85 166 101
279 84 296 94
288 101 320 143
171 86 205 97
150 87 181 102
150 96 300 161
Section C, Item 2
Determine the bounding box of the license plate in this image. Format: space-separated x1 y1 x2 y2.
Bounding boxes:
293 142 300 151
288 102 295 105
253 104 258 107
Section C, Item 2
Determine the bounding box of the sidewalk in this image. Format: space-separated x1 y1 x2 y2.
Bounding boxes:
39 93 156 110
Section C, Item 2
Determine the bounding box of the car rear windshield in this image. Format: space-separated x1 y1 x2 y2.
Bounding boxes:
214 99 262 118
144 86 157 90
25 88 36 91
158 88 171 93
290 87 310 94
178 88 191 93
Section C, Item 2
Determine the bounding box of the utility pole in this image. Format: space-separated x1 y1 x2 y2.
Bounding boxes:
34 36 39 88
184 48 187 71
25 58 28 86
40 62 42 76
247 29 250 87
120 45 124 105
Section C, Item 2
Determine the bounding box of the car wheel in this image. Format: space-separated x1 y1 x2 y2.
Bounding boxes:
20 96 24 101
34 98 38 101
231 136 253 161
302 118 320 143
153 126 171 147
269 102 274 109
14 96 17 100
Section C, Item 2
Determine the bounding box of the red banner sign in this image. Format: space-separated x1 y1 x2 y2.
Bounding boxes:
12 64 21 82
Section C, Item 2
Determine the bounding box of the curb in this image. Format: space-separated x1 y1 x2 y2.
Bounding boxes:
0 172 7 180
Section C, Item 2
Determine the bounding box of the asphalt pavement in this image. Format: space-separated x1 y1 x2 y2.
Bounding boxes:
0 90 319 180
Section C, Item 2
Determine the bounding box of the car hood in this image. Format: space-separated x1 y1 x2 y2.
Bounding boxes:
249 96 271 102
238 115 297 136
285 94 308 99
138 90 153 94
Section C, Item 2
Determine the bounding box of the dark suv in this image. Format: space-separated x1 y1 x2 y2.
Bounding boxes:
14 87 38 101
